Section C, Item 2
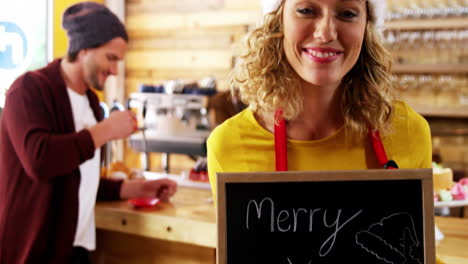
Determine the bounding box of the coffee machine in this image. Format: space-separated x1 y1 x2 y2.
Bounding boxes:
127 79 215 172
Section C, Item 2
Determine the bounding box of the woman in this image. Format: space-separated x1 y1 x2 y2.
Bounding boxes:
207 0 431 200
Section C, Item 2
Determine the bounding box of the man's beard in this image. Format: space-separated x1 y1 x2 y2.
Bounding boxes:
89 72 104 91
87 64 105 91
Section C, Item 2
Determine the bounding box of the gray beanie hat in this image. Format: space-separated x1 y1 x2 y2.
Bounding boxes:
62 1 128 54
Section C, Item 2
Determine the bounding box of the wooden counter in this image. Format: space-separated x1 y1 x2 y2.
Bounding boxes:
435 216 468 263
93 187 468 264
92 187 216 264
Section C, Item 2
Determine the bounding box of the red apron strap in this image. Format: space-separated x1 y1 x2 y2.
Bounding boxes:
274 109 398 171
274 109 288 171
368 130 398 169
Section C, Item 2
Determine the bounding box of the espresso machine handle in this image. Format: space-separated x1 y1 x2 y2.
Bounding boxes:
127 98 150 171
103 100 124 172
142 101 147 120
126 98 132 111
127 98 147 128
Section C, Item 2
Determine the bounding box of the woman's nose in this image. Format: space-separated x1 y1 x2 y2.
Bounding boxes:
313 13 337 43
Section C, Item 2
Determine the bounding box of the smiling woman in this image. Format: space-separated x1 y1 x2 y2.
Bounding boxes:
230 0 394 138
207 0 431 204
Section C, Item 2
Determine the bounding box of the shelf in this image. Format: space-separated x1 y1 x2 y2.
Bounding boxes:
435 199 468 208
392 64 468 74
385 17 468 31
431 128 468 136
412 105 468 118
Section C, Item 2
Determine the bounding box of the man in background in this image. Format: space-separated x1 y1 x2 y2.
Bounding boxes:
0 2 176 263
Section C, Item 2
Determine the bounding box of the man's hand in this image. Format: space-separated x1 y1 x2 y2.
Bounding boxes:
120 178 178 202
102 110 138 140
88 110 137 148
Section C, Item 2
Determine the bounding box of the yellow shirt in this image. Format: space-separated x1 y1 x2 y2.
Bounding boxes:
207 101 432 201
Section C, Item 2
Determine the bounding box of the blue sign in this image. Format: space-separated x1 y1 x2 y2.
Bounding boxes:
0 21 28 70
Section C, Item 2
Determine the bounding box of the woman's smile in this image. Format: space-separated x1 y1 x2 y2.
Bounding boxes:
302 47 343 64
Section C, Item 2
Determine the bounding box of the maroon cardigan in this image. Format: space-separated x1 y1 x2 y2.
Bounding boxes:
0 59 123 263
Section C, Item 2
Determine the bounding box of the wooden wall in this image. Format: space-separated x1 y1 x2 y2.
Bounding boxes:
123 0 263 172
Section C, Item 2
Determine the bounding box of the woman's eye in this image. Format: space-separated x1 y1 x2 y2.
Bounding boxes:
296 8 317 16
339 10 359 20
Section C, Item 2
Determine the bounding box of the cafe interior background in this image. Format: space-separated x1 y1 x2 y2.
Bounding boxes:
1 0 468 262
1 0 468 212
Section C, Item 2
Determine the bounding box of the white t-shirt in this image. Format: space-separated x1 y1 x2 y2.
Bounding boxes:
67 88 101 250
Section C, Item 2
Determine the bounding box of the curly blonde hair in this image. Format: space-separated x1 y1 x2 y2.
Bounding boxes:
231 1 394 137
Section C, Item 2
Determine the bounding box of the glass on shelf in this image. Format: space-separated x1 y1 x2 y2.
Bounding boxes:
457 76 468 108
398 74 418 106
435 75 457 108
417 75 436 106
386 0 468 20
458 30 468 64
392 74 468 111
383 29 468 65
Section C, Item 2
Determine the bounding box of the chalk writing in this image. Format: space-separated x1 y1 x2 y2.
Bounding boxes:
286 257 311 264
246 197 363 257
355 212 422 264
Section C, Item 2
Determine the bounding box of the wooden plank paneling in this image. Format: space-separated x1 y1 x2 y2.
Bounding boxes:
129 35 233 50
128 25 248 39
125 77 154 96
127 0 223 15
127 0 263 14
127 14 185 31
127 69 231 82
224 0 262 10
126 50 234 71
127 11 260 32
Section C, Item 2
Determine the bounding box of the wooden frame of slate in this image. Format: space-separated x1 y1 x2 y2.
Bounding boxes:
216 169 435 264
